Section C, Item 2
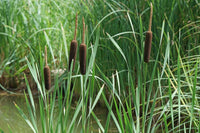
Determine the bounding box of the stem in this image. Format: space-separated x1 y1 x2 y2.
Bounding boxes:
82 17 85 44
148 3 153 31
74 13 78 40
45 45 47 66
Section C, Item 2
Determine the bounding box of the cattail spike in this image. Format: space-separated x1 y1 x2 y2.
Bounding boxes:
79 17 86 75
144 31 152 63
44 66 51 90
69 13 78 71
69 40 78 71
148 3 153 31
79 44 86 74
144 3 153 63
44 46 51 90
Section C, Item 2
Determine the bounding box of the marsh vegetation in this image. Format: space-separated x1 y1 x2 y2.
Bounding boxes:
0 0 200 132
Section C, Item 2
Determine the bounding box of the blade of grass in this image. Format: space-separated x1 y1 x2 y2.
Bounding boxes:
91 111 105 132
87 84 105 118
14 103 37 133
189 61 198 132
107 33 128 65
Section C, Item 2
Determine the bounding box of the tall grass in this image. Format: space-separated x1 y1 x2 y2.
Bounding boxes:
0 0 200 132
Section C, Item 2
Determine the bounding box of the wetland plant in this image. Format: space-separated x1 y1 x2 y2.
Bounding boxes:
144 3 153 63
44 46 51 90
79 17 87 75
69 13 78 71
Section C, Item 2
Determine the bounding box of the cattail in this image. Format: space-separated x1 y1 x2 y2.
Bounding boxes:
144 3 153 63
79 17 86 75
69 13 78 71
44 46 51 90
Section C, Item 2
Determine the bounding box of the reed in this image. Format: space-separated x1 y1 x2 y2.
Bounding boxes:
69 13 78 71
144 3 153 63
79 17 87 75
44 46 51 90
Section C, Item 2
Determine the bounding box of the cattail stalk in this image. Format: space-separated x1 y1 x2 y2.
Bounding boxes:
44 46 51 90
79 17 87 75
144 3 153 63
69 13 78 71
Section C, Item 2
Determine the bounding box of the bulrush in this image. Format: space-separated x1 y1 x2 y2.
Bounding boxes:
144 3 153 63
79 17 86 75
69 13 78 71
44 46 51 90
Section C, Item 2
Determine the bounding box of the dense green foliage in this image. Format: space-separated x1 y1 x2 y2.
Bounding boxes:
0 0 200 132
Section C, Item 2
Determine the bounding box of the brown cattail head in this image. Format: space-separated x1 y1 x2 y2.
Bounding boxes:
144 3 153 63
69 13 78 71
44 46 51 90
69 40 78 71
79 43 86 75
79 17 86 75
144 31 152 63
44 65 51 90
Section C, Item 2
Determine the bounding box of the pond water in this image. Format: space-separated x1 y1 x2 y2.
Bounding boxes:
0 95 35 133
0 95 117 133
